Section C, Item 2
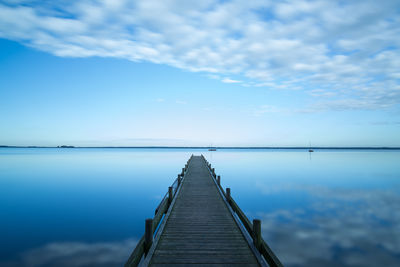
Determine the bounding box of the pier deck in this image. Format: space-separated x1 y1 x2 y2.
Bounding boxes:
125 155 282 267
149 156 259 266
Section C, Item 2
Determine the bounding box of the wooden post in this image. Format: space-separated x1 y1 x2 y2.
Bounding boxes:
168 186 173 205
145 218 153 254
181 168 185 176
226 188 231 204
177 174 181 186
217 175 221 185
253 219 261 250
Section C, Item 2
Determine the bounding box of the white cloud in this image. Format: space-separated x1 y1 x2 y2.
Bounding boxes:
0 0 399 110
221 77 241 83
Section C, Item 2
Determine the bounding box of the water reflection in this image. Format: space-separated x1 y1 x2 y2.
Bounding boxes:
258 185 400 266
209 150 400 267
1 148 399 266
2 239 137 267
0 148 193 266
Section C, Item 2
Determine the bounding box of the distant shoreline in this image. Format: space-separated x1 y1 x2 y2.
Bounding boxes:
1 145 400 150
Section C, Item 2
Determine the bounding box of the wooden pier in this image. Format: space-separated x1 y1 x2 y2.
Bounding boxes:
125 155 282 266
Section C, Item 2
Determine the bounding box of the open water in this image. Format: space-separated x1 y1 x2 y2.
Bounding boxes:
0 148 399 266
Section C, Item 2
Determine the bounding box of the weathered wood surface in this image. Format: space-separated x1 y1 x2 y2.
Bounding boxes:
149 156 260 266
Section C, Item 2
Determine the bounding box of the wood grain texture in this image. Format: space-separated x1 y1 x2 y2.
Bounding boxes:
149 156 260 266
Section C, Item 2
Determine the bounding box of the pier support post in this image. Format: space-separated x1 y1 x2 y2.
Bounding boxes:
253 219 261 250
181 168 185 176
212 168 215 177
177 174 181 186
217 175 221 186
145 218 153 254
168 186 173 205
226 188 231 204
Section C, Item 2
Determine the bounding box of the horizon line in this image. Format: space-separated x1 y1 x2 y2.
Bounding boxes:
1 145 400 150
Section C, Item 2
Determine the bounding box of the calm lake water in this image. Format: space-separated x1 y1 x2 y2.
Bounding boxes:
0 148 399 266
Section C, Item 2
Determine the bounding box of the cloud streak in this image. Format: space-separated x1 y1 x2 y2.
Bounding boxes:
221 77 241 84
0 0 399 110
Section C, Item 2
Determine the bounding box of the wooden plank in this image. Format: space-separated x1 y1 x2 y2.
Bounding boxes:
124 235 145 267
151 255 258 264
157 244 251 249
150 264 255 267
148 156 260 266
230 198 254 236
260 239 284 267
152 198 168 233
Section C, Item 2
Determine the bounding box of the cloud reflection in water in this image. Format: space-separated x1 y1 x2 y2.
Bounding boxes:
2 239 137 267
258 185 400 266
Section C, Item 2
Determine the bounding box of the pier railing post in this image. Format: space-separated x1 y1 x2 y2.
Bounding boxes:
177 174 181 186
253 219 261 250
181 168 185 176
145 218 153 254
168 186 173 205
217 175 221 186
226 188 231 204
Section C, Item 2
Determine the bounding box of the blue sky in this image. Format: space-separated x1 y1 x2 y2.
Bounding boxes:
0 0 399 147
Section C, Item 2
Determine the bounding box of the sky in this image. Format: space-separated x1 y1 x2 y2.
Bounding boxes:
0 0 399 147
